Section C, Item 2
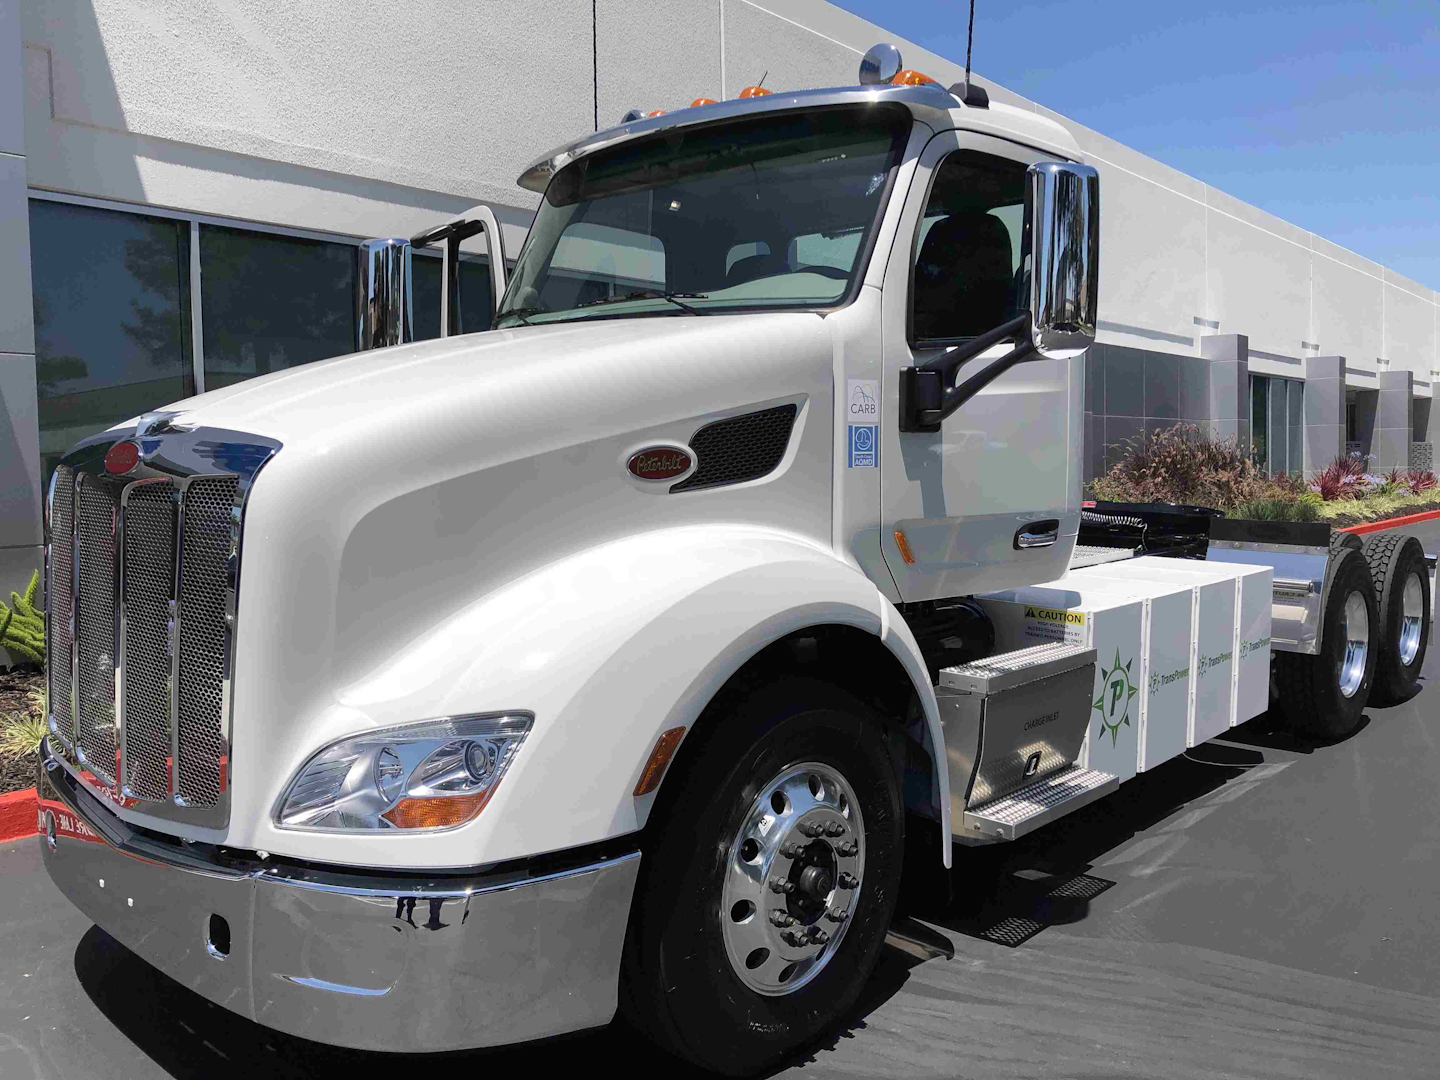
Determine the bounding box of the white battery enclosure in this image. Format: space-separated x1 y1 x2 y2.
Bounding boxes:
1060 570 1194 771
973 585 1143 783
1081 557 1271 741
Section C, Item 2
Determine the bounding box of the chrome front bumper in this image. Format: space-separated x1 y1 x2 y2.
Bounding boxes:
37 739 641 1052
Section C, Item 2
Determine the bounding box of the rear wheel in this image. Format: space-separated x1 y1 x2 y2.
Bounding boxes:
620 678 904 1076
1362 532 1431 704
1273 546 1378 738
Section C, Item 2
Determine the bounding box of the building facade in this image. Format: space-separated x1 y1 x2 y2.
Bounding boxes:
2 0 1437 663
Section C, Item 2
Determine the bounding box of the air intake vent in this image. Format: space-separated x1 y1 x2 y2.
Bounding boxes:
671 404 798 493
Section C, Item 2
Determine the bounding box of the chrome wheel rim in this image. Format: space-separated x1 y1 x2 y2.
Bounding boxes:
720 761 863 997
1339 591 1370 698
1399 572 1425 667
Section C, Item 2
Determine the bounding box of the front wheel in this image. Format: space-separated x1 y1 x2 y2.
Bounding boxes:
619 678 905 1076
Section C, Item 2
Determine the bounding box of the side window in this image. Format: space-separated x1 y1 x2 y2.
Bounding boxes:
911 150 1029 344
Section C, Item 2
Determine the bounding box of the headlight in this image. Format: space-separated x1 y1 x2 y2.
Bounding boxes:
275 713 532 831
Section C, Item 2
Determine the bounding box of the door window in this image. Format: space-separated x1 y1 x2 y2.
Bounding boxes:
910 150 1029 345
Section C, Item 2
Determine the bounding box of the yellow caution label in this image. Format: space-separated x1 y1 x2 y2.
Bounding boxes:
1023 606 1087 627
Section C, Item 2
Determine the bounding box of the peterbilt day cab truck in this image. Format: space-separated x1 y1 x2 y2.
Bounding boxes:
36 44 1432 1075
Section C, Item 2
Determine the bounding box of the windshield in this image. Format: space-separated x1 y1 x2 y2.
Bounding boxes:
495 104 910 328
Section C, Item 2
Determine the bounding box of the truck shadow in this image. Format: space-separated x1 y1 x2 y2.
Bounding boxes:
71 715 1301 1080
72 924 709 1078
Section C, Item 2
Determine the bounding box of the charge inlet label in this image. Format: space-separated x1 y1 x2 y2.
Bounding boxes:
847 379 878 468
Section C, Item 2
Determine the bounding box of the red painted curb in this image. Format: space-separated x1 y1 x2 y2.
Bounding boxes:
0 787 39 843
1338 508 1440 536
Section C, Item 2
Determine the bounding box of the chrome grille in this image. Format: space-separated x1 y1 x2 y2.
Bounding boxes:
47 466 75 745
175 477 237 806
44 423 278 829
74 476 118 783
120 480 176 800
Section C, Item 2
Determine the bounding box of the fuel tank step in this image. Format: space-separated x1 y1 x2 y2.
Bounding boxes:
961 765 1119 842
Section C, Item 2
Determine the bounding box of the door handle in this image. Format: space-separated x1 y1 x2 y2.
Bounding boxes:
1014 520 1060 550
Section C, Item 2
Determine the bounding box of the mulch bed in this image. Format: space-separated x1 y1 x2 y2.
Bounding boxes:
1325 496 1440 529
0 668 44 795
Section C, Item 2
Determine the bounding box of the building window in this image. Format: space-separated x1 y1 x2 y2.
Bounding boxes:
199 225 356 390
29 199 195 480
1250 374 1304 476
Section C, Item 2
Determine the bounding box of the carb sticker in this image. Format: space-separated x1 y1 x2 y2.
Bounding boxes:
1021 605 1087 645
847 379 878 468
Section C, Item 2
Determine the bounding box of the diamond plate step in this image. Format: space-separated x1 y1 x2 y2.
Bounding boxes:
962 765 1119 842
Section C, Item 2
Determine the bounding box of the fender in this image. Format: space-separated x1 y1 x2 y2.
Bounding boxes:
247 525 950 869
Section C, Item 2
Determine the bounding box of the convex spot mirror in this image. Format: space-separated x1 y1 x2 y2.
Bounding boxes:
1026 161 1099 360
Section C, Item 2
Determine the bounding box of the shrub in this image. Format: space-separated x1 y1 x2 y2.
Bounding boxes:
1311 456 1371 501
1090 424 1265 509
1406 469 1438 495
1232 495 1320 522
0 570 44 664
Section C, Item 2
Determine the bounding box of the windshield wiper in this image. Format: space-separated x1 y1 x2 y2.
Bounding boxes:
579 291 710 316
495 305 550 327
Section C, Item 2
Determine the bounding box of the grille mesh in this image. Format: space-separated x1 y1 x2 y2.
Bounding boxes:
122 481 176 799
670 404 798 493
48 466 75 743
175 477 237 805
74 477 118 783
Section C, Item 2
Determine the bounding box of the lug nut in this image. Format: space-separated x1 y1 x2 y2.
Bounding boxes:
836 841 858 857
782 930 805 947
769 910 796 928
768 878 795 894
826 908 848 923
825 822 845 837
837 872 858 890
809 928 830 945
780 843 803 858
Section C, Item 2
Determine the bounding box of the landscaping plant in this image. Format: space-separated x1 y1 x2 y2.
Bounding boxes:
0 570 44 665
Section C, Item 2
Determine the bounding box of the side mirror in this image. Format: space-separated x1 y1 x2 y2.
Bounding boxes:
410 205 510 337
899 161 1100 432
356 238 412 351
1027 162 1099 360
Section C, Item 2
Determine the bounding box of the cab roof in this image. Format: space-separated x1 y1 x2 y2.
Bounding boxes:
516 82 1082 194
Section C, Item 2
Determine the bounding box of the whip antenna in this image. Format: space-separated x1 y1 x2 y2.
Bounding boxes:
952 0 989 108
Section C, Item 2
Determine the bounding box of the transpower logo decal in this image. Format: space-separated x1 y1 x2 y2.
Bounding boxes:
1148 665 1189 694
1092 648 1138 747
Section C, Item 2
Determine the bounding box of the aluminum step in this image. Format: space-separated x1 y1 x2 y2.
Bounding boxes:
961 764 1119 842
1068 543 1137 569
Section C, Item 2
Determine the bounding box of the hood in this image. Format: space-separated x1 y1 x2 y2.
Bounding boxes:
163 314 817 449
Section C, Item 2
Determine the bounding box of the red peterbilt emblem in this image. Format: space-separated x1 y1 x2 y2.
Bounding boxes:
104 440 141 475
627 446 692 481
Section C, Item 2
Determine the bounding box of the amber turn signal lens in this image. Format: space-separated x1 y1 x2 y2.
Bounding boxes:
690 97 717 107
893 530 915 565
645 109 666 117
381 791 491 830
634 726 687 797
738 85 772 98
890 69 935 86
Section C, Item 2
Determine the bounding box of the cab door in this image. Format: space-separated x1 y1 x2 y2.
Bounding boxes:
878 130 1082 601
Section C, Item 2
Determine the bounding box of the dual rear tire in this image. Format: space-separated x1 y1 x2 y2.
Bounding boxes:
1362 532 1430 704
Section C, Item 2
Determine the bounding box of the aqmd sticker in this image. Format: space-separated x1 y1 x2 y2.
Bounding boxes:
847 379 879 468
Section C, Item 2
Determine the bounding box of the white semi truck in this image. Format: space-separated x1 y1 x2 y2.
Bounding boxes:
37 45 1432 1075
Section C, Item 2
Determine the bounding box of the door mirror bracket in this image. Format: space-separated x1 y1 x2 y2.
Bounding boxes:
898 161 1098 433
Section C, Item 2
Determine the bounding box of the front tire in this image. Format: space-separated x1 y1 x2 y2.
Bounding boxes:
1363 532 1431 704
619 677 904 1076
1273 546 1378 738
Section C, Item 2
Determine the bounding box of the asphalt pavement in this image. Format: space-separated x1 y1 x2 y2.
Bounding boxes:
4 521 1439 1079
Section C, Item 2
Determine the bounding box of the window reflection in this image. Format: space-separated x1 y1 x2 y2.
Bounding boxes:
200 225 355 389
411 254 495 339
29 200 194 481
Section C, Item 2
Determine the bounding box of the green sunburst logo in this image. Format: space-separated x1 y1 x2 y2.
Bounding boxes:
1092 648 1138 747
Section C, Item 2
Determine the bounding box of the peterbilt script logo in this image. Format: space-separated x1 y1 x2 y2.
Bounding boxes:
627 446 693 481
